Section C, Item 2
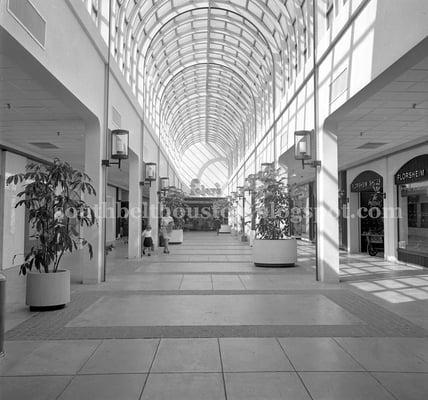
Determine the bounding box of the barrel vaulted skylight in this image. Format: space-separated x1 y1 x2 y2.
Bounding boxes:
82 0 312 189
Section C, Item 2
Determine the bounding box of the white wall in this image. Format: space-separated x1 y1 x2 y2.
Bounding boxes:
1 152 27 270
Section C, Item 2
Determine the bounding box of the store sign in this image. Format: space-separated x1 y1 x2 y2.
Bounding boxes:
350 170 383 192
395 155 428 185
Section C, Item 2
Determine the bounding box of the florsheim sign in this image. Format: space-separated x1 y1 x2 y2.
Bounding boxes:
395 155 428 185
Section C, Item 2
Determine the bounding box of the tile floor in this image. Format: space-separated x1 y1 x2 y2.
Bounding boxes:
1 232 428 399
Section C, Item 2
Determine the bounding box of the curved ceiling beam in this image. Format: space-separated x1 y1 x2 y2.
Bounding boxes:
160 72 253 114
145 14 274 70
197 157 229 181
170 111 243 146
157 62 258 111
163 87 251 128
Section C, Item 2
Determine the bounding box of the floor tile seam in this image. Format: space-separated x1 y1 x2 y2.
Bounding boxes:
237 274 248 290
178 274 185 290
54 374 75 400
275 338 315 400
137 338 161 400
217 338 228 400
77 289 338 295
366 371 401 400
2 372 148 378
75 339 105 375
330 337 372 373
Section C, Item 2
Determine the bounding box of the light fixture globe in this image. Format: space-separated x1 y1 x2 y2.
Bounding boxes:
294 130 312 161
111 129 129 160
160 177 169 190
145 162 157 182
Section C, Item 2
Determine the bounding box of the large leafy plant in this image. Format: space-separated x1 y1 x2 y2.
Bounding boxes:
212 197 233 224
162 189 186 229
7 158 96 274
255 167 292 240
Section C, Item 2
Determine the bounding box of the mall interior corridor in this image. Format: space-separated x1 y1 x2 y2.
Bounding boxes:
1 0 428 398
1 232 428 400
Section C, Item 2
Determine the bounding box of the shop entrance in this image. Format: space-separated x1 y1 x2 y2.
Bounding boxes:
351 170 384 255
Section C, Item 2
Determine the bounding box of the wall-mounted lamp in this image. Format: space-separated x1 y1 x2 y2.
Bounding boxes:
261 162 274 171
236 186 244 198
294 130 321 169
158 177 169 196
102 129 129 168
144 162 157 187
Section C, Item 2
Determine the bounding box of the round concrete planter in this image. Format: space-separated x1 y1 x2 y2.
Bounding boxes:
253 238 297 267
248 230 256 247
219 224 231 234
169 229 183 244
26 269 70 310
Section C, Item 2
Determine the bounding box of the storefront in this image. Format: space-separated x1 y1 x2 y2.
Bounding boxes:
350 170 384 254
396 154 428 267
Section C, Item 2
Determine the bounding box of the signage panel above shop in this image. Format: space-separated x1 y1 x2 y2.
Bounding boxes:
350 170 383 192
395 155 428 185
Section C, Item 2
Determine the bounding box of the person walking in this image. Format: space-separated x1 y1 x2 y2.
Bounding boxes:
213 217 221 235
141 225 154 256
160 209 174 254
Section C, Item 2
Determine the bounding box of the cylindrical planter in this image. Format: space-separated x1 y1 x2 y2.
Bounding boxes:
0 273 5 357
253 238 297 267
219 224 231 234
26 269 70 310
169 229 183 244
249 230 256 247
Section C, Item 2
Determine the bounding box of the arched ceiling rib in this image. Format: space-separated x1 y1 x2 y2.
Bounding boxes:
106 0 311 188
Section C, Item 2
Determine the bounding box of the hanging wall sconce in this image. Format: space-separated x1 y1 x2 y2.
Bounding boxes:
158 177 169 196
144 162 157 187
102 129 129 168
294 130 321 169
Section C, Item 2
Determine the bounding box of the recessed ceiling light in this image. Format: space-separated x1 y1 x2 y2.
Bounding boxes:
356 142 387 149
30 142 60 149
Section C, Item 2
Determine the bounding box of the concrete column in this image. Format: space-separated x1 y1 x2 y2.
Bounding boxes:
128 151 142 258
347 191 360 253
384 157 398 262
149 181 159 248
82 119 106 284
316 127 340 282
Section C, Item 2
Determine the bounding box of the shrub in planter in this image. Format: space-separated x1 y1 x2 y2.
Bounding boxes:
7 158 96 309
162 188 186 243
213 197 233 233
253 166 297 267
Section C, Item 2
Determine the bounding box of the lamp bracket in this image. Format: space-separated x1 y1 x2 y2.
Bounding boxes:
102 159 122 168
302 160 321 169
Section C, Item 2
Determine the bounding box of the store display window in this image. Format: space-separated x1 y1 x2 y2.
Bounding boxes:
396 155 428 265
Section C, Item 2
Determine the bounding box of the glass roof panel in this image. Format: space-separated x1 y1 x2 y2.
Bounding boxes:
82 0 312 188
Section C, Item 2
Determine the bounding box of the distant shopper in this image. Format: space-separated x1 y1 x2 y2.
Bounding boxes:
142 225 153 256
160 209 174 254
213 218 221 235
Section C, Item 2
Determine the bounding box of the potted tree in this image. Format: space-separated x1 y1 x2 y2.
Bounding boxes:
252 166 297 267
7 158 96 310
162 188 186 244
213 197 232 233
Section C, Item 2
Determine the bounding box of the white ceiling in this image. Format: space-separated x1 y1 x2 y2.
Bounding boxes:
336 56 428 169
0 51 128 189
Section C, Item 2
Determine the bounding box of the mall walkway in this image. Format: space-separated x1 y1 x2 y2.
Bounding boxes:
1 232 428 399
